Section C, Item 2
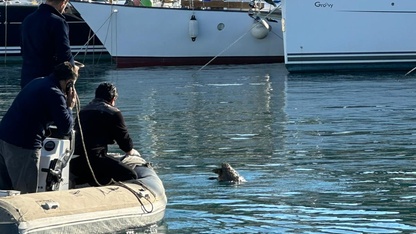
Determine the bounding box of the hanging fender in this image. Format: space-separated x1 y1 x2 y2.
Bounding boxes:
251 18 271 39
189 14 198 42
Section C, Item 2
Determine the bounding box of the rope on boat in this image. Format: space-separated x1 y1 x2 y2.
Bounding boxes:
74 94 111 187
405 66 416 76
74 82 155 214
196 30 250 73
130 178 157 198
196 4 282 73
77 29 106 65
75 93 122 187
73 8 123 187
72 7 117 64
113 180 154 213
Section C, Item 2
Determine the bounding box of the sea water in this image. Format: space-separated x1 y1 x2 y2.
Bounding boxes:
1 62 416 233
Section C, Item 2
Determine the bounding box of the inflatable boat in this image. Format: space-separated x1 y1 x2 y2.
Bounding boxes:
0 130 167 233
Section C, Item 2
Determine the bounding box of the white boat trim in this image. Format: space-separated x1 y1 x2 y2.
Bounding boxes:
286 52 416 63
17 196 166 233
0 46 108 55
281 0 416 72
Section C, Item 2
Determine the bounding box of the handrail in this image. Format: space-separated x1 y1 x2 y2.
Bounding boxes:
181 0 264 10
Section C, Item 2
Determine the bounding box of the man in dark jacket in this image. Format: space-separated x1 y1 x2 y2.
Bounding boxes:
0 61 78 193
20 0 74 88
70 82 144 186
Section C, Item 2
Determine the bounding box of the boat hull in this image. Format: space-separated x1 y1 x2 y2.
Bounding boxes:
0 3 107 63
0 134 166 233
0 180 166 233
70 2 284 68
115 55 283 68
281 0 416 72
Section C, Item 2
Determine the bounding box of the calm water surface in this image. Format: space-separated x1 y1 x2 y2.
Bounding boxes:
1 62 416 233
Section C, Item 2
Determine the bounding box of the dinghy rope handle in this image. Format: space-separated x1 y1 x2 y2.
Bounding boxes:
113 180 154 213
75 95 155 213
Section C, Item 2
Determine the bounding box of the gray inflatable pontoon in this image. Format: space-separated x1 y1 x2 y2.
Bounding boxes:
0 134 167 233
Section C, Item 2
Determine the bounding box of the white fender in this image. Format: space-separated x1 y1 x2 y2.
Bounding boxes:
189 14 198 42
251 19 271 39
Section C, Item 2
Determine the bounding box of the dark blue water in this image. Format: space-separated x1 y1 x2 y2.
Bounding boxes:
1 62 416 233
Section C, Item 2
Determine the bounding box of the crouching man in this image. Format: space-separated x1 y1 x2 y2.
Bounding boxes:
70 82 146 186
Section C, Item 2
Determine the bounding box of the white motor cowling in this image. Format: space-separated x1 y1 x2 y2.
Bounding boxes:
38 130 75 192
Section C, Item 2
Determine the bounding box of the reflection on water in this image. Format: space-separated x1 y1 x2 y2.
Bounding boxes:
1 63 416 233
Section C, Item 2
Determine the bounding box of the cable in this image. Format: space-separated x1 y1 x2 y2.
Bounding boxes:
72 8 117 65
113 180 154 213
196 2 282 73
75 98 156 213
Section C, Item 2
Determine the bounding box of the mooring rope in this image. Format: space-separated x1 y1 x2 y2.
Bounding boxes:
72 6 123 187
72 6 118 64
196 3 281 73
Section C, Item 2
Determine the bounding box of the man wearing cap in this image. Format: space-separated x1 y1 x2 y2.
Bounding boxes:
20 0 75 88
0 62 78 194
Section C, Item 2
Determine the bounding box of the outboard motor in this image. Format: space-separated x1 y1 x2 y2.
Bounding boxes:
38 126 75 192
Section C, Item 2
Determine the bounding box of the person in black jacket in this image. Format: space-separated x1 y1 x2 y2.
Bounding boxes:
70 82 145 186
0 61 78 193
20 0 74 88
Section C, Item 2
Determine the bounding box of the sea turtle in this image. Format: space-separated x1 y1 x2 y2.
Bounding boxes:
211 163 246 183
